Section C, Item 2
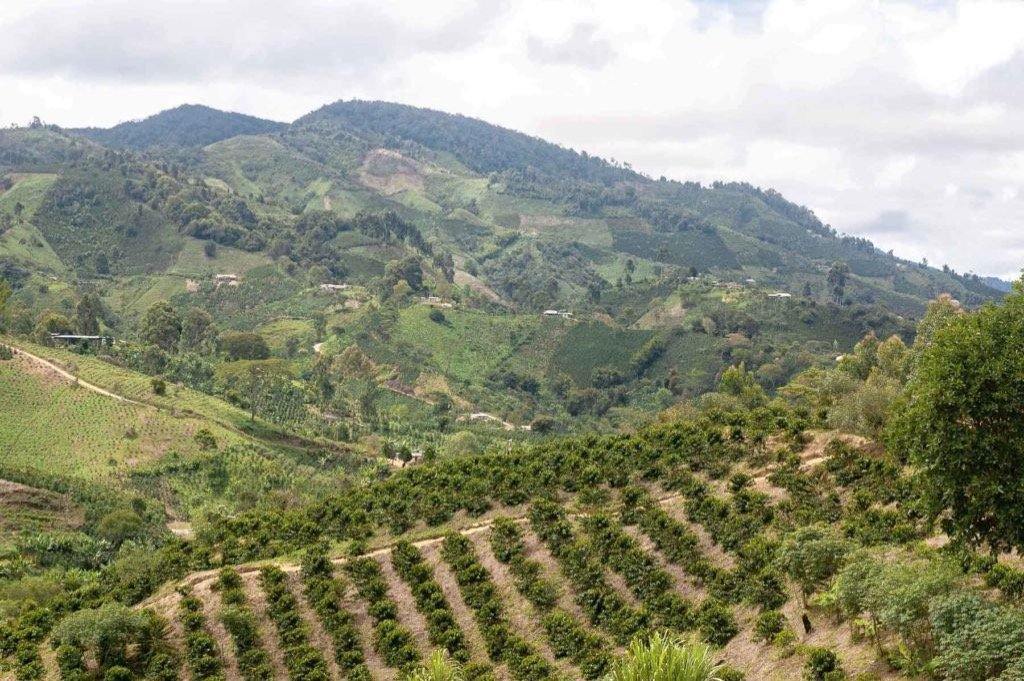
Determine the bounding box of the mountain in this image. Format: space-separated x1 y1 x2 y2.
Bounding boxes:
74 103 286 149
0 100 1007 435
982 275 1013 292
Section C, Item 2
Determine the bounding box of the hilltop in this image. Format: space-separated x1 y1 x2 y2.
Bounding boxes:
73 104 286 150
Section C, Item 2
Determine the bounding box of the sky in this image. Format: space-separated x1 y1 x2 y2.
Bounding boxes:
2 0 1023 278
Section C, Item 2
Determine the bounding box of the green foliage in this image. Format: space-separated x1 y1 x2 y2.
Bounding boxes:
219 332 270 361
440 532 554 681
258 565 331 681
780 525 850 603
889 284 1024 553
141 302 182 352
604 632 724 681
803 646 842 681
299 545 369 677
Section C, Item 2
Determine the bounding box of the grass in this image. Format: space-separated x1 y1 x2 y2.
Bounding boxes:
3 339 313 454
0 352 243 483
549 321 653 385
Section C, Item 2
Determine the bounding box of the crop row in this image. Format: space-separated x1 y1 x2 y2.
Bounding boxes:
620 486 787 613
489 517 613 679
299 546 372 680
179 589 226 681
390 540 471 663
343 557 421 671
440 532 556 681
528 500 650 645
258 566 331 681
214 568 274 681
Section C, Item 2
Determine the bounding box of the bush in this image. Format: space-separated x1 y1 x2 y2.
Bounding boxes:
754 610 789 643
151 377 167 396
429 308 446 323
695 599 738 646
804 647 842 680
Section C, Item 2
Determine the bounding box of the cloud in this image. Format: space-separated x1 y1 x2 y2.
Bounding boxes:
0 0 1022 277
526 23 615 68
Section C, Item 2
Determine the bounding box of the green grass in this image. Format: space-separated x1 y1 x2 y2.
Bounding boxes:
0 173 58 219
549 321 654 385
0 352 243 483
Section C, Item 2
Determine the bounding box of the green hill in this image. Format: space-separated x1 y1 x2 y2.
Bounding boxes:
74 104 286 150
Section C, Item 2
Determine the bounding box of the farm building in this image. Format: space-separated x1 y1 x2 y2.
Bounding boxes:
214 273 240 287
49 334 115 348
319 283 349 292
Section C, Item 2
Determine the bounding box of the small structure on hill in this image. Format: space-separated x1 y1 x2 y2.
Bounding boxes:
214 273 240 288
49 334 115 348
319 283 349 292
542 309 574 319
767 292 792 299
420 295 454 308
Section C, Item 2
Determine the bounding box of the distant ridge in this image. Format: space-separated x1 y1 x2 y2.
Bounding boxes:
74 103 285 150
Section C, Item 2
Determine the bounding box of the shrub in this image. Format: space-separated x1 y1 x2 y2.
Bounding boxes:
259 566 330 681
695 599 738 646
151 377 167 396
753 610 789 643
390 541 469 662
803 647 842 680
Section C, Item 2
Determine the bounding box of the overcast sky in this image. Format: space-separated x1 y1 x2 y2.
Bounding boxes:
2 0 1023 278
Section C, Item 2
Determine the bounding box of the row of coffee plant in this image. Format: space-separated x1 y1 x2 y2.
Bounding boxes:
258 566 331 681
440 532 556 681
489 517 614 679
343 557 420 671
299 546 372 680
214 568 275 681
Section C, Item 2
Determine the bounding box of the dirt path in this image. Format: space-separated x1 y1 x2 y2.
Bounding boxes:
11 346 143 405
287 572 342 681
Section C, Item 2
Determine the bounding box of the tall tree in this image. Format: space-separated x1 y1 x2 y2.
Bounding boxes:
180 308 216 353
140 301 182 352
889 283 1024 553
826 261 850 305
75 293 102 336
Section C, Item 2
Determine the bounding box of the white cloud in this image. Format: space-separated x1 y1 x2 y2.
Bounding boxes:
0 0 1023 277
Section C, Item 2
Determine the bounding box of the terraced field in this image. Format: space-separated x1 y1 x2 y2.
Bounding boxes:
137 432 906 681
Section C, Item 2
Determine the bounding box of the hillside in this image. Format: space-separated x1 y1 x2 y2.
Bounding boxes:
0 100 1005 458
74 104 286 150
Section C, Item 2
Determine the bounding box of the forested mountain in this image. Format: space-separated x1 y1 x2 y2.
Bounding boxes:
74 104 286 150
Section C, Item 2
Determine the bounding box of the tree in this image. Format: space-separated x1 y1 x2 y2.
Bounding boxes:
219 332 270 361
34 310 73 344
141 302 181 352
780 525 850 605
75 293 101 335
888 283 1024 553
180 308 216 353
604 632 724 681
0 277 10 318
826 261 850 305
